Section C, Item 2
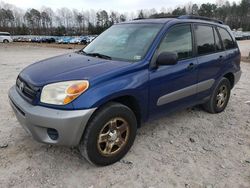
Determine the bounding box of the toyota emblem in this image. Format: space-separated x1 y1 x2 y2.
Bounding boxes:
19 82 24 92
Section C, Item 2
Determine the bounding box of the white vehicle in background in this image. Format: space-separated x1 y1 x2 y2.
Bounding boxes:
88 35 97 43
69 37 82 44
0 32 13 43
242 32 250 40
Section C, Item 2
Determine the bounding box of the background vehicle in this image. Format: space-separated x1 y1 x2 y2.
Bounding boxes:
9 16 241 166
233 31 244 40
69 37 82 44
0 32 13 43
232 31 250 40
56 37 64 44
42 37 56 43
242 32 250 40
80 36 90 45
31 36 41 43
62 37 73 44
80 35 97 44
11 35 98 44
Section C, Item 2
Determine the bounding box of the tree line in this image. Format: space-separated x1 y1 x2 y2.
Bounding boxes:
0 0 249 36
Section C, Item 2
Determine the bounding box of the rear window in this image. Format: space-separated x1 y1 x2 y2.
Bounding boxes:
217 27 236 50
195 25 216 55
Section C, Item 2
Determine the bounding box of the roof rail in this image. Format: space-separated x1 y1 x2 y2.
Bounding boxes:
133 18 146 20
133 15 179 20
178 15 224 24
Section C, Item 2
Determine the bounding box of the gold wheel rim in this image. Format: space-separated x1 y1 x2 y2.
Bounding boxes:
216 85 228 108
97 117 130 157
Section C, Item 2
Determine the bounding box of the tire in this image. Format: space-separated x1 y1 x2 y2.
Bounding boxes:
3 39 9 43
202 77 231 114
79 102 137 166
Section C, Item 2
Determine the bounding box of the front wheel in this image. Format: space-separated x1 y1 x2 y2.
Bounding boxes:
79 102 137 166
3 39 9 43
202 78 231 113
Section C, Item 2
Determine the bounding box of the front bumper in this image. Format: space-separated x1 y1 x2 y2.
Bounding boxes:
8 86 96 146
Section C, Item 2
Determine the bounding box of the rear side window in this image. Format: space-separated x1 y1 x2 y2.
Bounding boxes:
158 25 193 60
0 33 10 36
195 25 215 55
214 29 223 51
217 27 236 50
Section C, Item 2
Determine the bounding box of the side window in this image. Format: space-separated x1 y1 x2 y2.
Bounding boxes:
214 28 223 51
218 27 236 50
195 25 215 55
158 25 193 60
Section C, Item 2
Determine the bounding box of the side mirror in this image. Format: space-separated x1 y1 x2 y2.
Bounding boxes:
156 52 178 66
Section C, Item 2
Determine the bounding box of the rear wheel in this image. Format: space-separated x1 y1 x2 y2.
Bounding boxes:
79 102 137 166
202 78 231 113
3 39 9 43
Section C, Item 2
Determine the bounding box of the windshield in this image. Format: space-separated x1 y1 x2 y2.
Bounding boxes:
83 23 163 62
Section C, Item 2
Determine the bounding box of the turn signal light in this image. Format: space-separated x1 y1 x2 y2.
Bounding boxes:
63 81 89 104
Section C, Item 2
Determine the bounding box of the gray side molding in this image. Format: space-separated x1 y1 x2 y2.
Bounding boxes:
157 79 215 106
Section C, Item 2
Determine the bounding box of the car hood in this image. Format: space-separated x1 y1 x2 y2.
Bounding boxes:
19 52 130 86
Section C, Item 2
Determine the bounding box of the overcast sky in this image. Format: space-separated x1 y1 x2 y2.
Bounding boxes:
1 0 240 12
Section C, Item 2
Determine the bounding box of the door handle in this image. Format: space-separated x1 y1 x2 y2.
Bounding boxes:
187 63 195 70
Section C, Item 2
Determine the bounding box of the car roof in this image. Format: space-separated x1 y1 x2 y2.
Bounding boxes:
120 16 226 28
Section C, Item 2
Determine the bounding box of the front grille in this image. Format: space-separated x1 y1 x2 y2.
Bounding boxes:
16 77 38 103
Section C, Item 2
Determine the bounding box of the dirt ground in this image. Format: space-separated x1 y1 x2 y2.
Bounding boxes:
0 43 250 188
11 42 84 50
238 40 250 57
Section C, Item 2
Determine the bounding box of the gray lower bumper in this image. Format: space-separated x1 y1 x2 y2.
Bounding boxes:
234 70 242 85
8 86 96 146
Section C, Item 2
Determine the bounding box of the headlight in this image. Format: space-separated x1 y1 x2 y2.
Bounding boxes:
40 80 89 105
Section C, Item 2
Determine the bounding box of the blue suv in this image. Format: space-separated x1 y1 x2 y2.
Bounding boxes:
9 16 241 165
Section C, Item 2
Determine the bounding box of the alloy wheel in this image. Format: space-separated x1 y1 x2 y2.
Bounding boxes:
97 117 130 156
216 85 228 108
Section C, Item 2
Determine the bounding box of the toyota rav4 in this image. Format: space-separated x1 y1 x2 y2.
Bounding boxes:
9 16 241 166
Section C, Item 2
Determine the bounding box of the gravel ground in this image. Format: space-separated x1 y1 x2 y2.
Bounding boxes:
238 40 250 57
11 42 84 50
0 44 250 188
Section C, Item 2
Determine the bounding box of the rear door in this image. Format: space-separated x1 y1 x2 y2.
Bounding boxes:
149 24 198 117
194 24 226 100
217 27 240 73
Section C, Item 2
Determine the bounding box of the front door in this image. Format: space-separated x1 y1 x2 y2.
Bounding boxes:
149 24 198 117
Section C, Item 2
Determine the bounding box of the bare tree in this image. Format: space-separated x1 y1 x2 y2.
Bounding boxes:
186 2 193 14
1 0 250 35
110 11 119 24
192 4 199 15
24 9 41 34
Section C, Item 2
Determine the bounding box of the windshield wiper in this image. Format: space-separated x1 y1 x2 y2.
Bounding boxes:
76 50 86 55
78 50 112 60
86 52 112 60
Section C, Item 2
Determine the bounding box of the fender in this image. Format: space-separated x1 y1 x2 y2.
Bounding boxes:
72 68 149 121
